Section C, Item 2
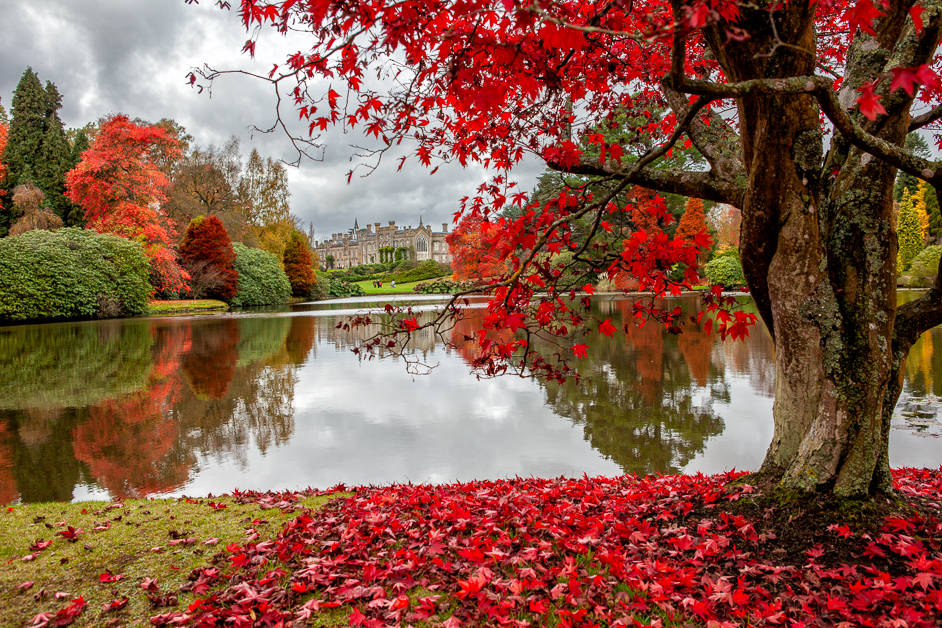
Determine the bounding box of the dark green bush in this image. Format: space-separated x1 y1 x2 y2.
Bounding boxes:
391 260 449 283
230 242 292 307
328 280 366 298
704 255 746 288
0 227 151 321
414 278 475 294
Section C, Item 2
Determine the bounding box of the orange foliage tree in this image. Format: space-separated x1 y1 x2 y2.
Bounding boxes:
283 230 316 297
708 204 742 252
674 197 708 244
447 215 509 282
66 114 187 293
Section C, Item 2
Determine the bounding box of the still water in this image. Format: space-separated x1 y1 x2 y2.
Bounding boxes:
0 294 939 504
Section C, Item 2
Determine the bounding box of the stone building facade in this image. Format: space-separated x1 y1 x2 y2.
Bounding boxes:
315 218 453 269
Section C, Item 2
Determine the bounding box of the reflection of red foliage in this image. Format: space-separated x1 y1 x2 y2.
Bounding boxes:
450 308 515 366
182 320 239 399
72 323 192 499
447 215 508 281
286 316 316 365
0 421 18 505
677 324 716 387
619 300 663 404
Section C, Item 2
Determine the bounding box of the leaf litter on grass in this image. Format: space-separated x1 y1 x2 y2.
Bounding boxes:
5 471 942 627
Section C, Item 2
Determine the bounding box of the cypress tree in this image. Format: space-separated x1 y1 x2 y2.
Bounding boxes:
898 188 924 274
0 69 73 235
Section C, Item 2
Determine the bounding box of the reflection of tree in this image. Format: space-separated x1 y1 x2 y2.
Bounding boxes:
449 308 515 367
677 326 714 387
8 407 87 503
539 302 725 475
907 331 936 395
0 321 152 409
182 319 240 399
0 415 20 504
285 316 316 365
72 324 194 498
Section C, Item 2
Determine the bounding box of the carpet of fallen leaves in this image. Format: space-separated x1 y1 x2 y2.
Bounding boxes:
34 469 942 627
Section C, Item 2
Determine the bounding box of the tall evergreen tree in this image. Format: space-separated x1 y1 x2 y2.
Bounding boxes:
0 69 73 235
897 189 923 274
65 129 90 227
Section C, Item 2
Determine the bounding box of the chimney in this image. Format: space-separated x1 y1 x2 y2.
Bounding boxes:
366 224 372 234
442 223 448 233
389 220 396 227
374 222 381 230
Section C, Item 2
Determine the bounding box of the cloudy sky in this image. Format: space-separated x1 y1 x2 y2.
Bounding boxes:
0 0 544 241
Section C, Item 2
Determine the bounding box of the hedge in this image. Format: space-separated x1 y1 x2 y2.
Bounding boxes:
230 242 292 307
0 227 151 321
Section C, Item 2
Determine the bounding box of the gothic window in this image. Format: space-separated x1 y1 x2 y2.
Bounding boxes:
416 235 428 252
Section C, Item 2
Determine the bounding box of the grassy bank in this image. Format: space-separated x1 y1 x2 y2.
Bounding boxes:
0 492 340 627
147 300 229 315
3 471 942 627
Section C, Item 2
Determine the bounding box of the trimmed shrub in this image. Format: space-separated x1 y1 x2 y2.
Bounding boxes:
414 278 475 294
0 228 150 321
283 230 316 297
391 260 449 283
179 215 238 302
908 245 942 288
703 255 745 288
230 242 291 307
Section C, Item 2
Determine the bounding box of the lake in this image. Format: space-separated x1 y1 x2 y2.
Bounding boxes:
0 293 939 503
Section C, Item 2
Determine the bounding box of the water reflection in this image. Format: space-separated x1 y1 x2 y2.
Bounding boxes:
0 294 938 503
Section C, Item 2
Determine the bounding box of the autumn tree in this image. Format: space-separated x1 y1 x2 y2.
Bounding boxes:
708 204 742 252
66 114 188 294
240 148 296 259
204 1 942 498
8 181 63 236
178 215 239 302
447 214 509 281
282 230 317 297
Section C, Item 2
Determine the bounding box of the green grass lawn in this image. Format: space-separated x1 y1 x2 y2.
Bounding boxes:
147 299 228 315
353 279 424 294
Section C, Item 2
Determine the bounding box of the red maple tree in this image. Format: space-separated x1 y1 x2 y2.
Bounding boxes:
201 1 942 497
447 214 509 282
282 230 316 297
178 215 239 302
0 121 8 201
66 114 188 294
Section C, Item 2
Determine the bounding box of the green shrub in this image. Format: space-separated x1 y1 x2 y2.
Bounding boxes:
714 246 740 261
704 255 745 288
0 227 150 321
309 271 330 300
391 260 449 283
908 245 942 287
230 242 292 307
328 280 366 298
413 278 475 294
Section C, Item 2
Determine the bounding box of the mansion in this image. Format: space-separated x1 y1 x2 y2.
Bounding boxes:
315 218 453 269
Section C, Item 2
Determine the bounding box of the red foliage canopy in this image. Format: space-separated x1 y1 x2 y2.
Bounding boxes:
66 114 187 293
0 122 7 200
447 214 510 282
178 215 239 302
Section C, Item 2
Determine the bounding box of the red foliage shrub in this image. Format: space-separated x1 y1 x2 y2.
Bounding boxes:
178 215 238 302
282 230 316 297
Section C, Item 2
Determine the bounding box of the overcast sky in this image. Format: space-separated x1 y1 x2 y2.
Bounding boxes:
0 0 544 242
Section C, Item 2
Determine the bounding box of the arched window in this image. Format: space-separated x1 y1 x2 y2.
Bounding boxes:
416 235 428 252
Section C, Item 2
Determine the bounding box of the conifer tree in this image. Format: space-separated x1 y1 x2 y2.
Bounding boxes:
913 183 930 244
674 197 707 243
898 189 923 274
65 129 90 226
283 230 317 297
178 215 239 302
0 69 73 234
